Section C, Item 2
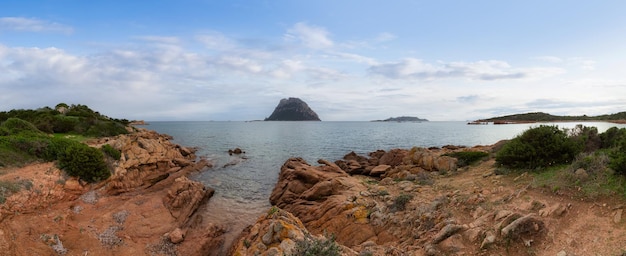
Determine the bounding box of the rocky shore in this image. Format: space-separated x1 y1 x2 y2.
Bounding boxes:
1 128 625 255
231 146 626 256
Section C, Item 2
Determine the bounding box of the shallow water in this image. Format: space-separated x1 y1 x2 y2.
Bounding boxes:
142 121 626 248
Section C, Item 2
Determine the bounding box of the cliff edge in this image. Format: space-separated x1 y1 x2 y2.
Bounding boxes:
264 97 321 121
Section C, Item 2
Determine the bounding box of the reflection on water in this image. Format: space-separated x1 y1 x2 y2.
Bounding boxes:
144 121 626 249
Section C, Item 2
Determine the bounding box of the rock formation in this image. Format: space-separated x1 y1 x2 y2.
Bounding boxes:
264 97 321 121
0 128 223 255
237 146 558 255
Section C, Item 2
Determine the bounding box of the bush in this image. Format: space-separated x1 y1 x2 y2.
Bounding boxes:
101 144 121 160
496 125 582 169
0 118 42 135
58 144 110 182
444 151 489 167
610 138 626 175
600 127 626 149
392 193 414 211
291 233 341 256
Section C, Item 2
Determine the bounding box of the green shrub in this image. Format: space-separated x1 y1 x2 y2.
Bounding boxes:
291 233 341 256
58 144 110 182
495 125 582 169
392 193 414 211
86 121 128 137
610 138 626 175
444 151 489 167
52 115 80 133
600 127 626 149
101 144 121 160
0 118 42 135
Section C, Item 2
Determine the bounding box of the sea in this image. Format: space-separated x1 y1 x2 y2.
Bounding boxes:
141 121 626 246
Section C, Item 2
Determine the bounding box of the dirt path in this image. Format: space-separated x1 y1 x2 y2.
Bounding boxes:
436 159 626 255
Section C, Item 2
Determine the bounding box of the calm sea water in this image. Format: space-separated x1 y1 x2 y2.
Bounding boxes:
142 121 625 245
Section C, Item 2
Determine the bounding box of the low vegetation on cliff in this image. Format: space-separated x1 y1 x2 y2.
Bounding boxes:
0 104 128 182
477 111 626 123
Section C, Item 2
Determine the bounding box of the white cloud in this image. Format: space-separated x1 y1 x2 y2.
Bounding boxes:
375 32 396 42
368 58 565 81
196 32 238 50
533 56 563 63
284 22 334 49
329 52 378 65
534 56 596 71
217 56 263 73
134 36 181 45
0 17 73 34
567 57 596 71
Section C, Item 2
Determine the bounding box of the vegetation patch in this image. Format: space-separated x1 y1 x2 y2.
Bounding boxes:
0 179 32 204
101 144 122 160
58 144 110 183
291 232 342 256
392 193 414 212
496 125 582 169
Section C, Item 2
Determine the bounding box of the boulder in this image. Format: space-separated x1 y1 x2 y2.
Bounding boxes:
169 228 185 244
163 177 214 225
370 165 392 177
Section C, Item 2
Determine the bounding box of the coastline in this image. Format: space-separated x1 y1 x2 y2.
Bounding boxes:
2 124 626 255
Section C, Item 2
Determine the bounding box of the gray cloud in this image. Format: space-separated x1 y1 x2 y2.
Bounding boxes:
368 58 564 81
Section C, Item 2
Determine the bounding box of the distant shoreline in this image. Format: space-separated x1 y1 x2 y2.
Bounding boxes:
468 119 626 125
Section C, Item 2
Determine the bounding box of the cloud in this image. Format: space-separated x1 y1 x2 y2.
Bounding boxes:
196 32 238 50
456 95 480 103
284 22 333 49
328 52 378 65
533 56 563 63
0 17 73 34
134 36 180 45
567 57 595 71
533 55 596 71
375 32 396 42
368 58 565 81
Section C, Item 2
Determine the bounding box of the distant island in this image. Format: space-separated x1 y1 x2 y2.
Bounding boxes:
373 116 428 122
470 111 626 124
264 97 321 121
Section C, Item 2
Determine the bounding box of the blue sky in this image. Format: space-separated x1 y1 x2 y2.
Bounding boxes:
1 0 625 121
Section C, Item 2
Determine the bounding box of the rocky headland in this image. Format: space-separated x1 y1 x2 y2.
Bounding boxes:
0 128 224 255
264 97 321 121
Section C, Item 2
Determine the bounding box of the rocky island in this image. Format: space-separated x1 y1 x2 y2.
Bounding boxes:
264 97 321 121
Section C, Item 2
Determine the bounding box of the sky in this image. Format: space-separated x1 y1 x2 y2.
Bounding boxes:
1 0 626 121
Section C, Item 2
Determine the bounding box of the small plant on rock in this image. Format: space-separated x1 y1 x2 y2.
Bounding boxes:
101 144 121 160
392 193 414 211
291 232 342 256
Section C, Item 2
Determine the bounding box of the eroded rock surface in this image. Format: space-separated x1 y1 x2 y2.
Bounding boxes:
0 128 220 255
263 147 567 255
